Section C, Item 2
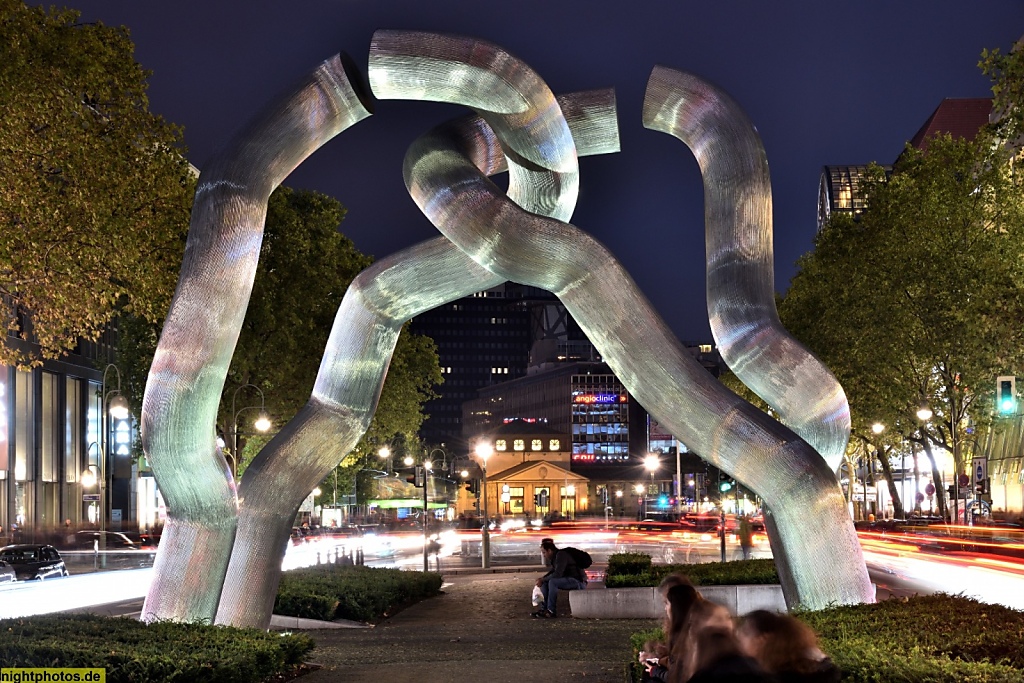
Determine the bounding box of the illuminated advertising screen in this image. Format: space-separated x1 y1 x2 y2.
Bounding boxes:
573 393 626 404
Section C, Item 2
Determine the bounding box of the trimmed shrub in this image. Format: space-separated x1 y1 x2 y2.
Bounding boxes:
607 552 652 577
275 564 443 623
0 613 314 683
605 556 778 587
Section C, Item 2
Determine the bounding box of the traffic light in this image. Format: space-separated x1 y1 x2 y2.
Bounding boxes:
975 477 989 496
465 478 479 495
997 376 1017 416
719 479 733 492
405 466 425 488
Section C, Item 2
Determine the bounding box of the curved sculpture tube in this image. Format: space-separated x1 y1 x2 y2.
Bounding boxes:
139 54 373 623
642 66 850 470
214 89 619 629
374 33 872 609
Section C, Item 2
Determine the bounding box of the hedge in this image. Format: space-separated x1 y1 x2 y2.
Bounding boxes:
0 614 314 683
275 564 443 623
629 594 1024 682
605 555 778 587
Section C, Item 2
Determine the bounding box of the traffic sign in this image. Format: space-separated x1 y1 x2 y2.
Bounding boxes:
972 457 987 484
925 483 935 496
82 494 100 501
958 473 970 487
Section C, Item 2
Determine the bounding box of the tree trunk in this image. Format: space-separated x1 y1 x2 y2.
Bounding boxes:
875 450 904 519
920 439 947 519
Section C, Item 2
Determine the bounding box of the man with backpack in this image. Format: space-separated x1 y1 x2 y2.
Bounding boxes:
532 537 590 618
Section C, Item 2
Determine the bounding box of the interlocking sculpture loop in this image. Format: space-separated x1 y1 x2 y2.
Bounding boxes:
643 66 850 471
140 30 873 627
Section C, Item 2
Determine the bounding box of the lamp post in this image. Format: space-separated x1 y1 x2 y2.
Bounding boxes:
230 384 271 479
634 483 646 519
643 453 659 518
475 442 493 569
97 364 129 551
378 446 391 473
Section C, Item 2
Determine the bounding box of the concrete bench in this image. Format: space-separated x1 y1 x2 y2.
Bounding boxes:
569 584 787 619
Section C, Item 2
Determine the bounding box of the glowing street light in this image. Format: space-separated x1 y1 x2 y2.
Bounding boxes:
872 422 885 435
475 441 494 568
916 405 933 421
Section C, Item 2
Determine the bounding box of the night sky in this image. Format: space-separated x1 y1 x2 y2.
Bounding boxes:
44 1 1024 342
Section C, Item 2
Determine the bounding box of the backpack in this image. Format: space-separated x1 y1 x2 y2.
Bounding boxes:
564 546 593 569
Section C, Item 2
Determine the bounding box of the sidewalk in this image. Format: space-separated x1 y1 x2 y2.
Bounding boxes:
297 570 657 683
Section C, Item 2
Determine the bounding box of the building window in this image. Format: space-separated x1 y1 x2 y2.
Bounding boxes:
509 487 524 514
514 439 525 451
531 439 542 451
549 439 560 451
495 439 507 451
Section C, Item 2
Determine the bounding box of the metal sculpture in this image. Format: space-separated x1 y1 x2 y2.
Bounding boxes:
139 54 373 623
215 89 619 629
371 31 873 609
643 66 850 470
140 30 873 624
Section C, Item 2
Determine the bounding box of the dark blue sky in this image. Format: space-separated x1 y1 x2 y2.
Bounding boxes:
55 1 1024 342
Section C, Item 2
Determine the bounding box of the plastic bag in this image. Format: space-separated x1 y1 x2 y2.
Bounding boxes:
531 585 544 607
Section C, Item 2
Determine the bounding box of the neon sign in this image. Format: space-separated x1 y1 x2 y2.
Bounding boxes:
573 393 626 404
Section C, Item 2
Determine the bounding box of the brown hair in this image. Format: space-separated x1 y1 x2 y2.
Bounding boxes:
739 610 823 674
669 597 733 683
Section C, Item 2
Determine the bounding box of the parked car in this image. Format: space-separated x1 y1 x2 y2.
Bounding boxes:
0 544 69 580
71 530 138 550
0 560 15 583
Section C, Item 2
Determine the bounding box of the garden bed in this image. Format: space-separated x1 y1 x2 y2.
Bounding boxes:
629 593 1024 682
0 614 315 683
275 564 443 623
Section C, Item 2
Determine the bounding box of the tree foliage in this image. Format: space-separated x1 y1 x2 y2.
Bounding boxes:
218 186 443 474
780 133 1024 515
0 1 193 366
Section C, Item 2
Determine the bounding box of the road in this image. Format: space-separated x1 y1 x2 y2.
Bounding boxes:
3 525 1023 618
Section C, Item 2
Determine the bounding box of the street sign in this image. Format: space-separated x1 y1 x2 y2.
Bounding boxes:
958 473 970 488
972 457 987 484
82 494 100 502
925 482 935 496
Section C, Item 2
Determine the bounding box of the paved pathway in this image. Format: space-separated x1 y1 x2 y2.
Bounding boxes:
298 572 657 683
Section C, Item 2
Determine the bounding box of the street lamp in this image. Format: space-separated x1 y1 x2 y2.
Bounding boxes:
916 405 933 421
97 364 129 550
475 441 493 568
230 384 271 478
872 422 885 435
644 454 659 518
634 482 646 518
378 446 391 473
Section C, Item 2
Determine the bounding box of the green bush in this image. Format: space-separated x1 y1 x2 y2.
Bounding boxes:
275 564 443 623
0 614 314 683
605 556 778 587
627 594 1024 682
607 552 653 576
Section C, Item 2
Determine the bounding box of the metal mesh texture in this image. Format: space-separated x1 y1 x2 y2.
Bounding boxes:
214 89 618 628
140 54 373 623
642 66 850 471
386 33 873 610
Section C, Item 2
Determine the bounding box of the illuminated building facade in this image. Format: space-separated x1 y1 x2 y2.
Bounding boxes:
0 316 154 539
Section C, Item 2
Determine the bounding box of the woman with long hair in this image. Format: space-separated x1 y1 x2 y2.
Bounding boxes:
642 579 703 682
737 610 840 683
634 573 700 679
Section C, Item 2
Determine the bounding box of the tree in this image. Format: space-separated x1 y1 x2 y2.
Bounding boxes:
218 186 443 474
780 132 1024 520
0 1 193 366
